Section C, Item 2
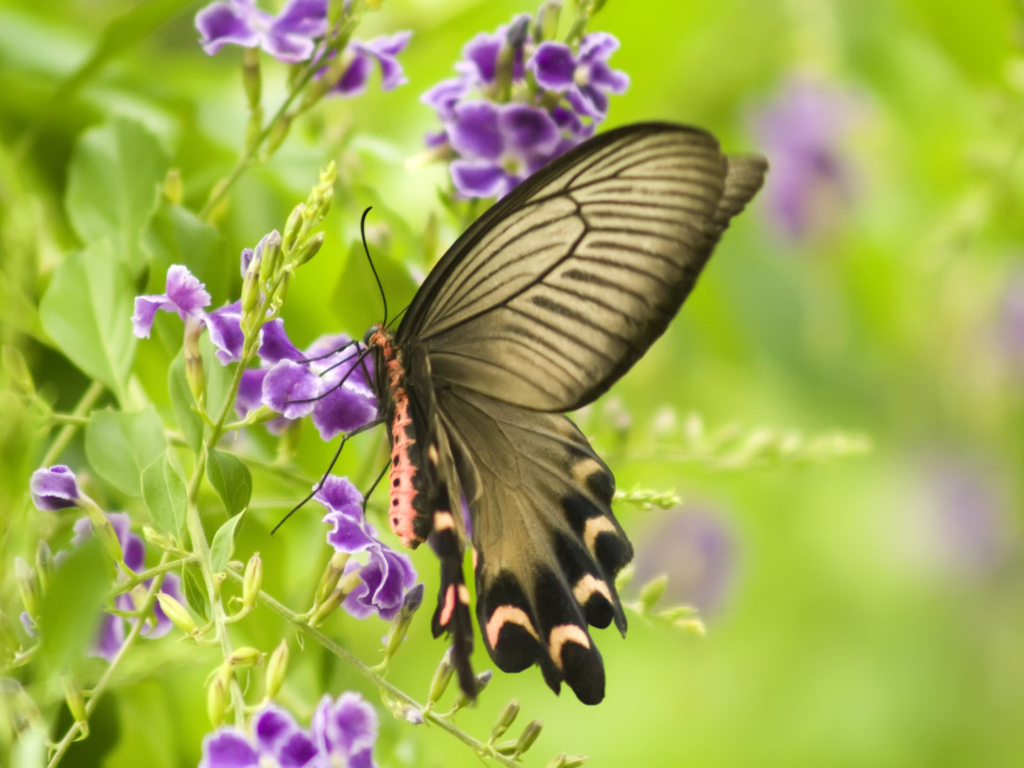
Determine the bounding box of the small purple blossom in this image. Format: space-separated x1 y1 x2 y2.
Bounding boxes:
316 476 418 621
750 78 857 240
312 692 379 768
328 32 412 97
528 34 629 119
29 465 81 512
196 0 327 63
72 513 185 660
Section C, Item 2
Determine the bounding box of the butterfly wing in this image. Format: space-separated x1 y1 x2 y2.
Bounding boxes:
435 386 630 705
397 122 767 412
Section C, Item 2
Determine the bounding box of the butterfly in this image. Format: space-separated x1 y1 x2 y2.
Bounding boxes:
364 122 766 705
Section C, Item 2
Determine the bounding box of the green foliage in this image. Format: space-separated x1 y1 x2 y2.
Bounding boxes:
141 451 188 538
169 352 204 453
205 449 252 518
37 538 108 672
209 511 246 575
85 408 167 497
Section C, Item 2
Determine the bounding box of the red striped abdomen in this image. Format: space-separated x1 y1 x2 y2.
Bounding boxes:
388 385 423 548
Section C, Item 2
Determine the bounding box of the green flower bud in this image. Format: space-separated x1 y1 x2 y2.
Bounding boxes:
451 669 492 713
426 649 455 708
14 558 39 619
674 618 707 638
35 540 53 593
546 754 589 768
242 47 261 109
314 551 350 607
2 346 34 395
614 563 635 591
489 699 520 743
257 230 283 289
142 525 178 553
293 231 324 267
639 574 669 613
61 674 87 724
207 672 229 726
157 592 198 635
265 640 289 699
242 552 263 610
164 168 184 205
536 0 562 41
228 646 263 667
183 317 206 405
383 583 424 660
282 204 306 253
514 719 543 757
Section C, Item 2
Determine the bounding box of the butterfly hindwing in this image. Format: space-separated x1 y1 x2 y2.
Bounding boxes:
435 386 632 705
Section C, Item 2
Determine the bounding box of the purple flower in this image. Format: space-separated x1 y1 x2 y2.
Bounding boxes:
455 14 531 86
448 101 561 198
29 465 81 512
329 32 411 97
633 506 736 616
133 265 244 364
528 33 629 119
200 704 319 768
72 513 185 660
750 78 857 240
196 0 327 63
311 692 379 768
318 476 378 554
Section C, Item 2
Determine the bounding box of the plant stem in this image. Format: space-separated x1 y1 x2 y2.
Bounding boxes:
224 569 519 768
46 555 170 768
40 381 104 466
108 556 197 597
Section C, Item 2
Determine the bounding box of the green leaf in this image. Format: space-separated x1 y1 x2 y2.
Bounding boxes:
143 200 228 304
169 352 203 453
85 407 167 497
39 243 135 399
206 449 251 517
182 565 209 622
141 451 187 538
200 334 234 420
66 117 170 272
104 682 177 768
38 537 109 672
209 511 246 575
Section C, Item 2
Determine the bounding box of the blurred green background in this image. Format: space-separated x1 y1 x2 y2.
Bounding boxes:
2 0 1023 766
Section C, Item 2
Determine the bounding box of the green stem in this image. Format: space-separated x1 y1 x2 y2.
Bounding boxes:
46 555 170 768
224 569 519 768
108 557 196 597
40 382 104 466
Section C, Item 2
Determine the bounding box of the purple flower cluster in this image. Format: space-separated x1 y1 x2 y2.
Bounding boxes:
316 476 417 621
135 262 377 440
201 694 378 768
28 466 184 660
195 0 410 97
422 16 628 198
750 78 857 241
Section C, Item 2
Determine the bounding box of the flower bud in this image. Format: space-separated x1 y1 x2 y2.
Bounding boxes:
514 719 543 757
657 605 697 622
143 525 178 553
674 618 707 638
61 674 87 724
157 592 198 635
451 669 492 713
228 646 263 667
536 0 562 41
293 231 324 267
242 553 263 610
14 558 39 619
265 639 289 699
315 551 350 607
2 346 34 395
164 168 184 205
183 316 206 404
639 574 669 613
257 230 283 289
242 47 261 109
614 563 635 591
241 266 261 317
282 204 305 253
383 582 424 660
309 585 344 628
495 18 529 101
207 672 229 726
489 699 520 743
35 540 53 593
546 754 589 768
426 649 454 707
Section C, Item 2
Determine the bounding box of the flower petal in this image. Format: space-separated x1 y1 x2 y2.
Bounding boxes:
259 319 305 365
528 42 576 91
587 60 629 94
272 0 328 38
448 100 503 160
199 729 259 768
421 77 469 121
196 1 261 56
311 384 377 442
577 31 620 63
334 53 372 96
253 704 300 751
29 465 80 511
450 160 514 199
166 264 213 315
92 613 126 661
262 360 322 419
203 301 245 364
458 31 501 83
261 29 317 63
235 368 268 419
498 103 560 156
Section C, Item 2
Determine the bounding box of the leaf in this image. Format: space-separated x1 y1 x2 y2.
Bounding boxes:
206 449 251 517
85 408 167 497
200 334 234 420
104 682 178 768
209 511 246 575
169 352 203 453
66 118 170 272
39 243 135 400
143 200 228 304
182 565 209 622
141 451 187 538
38 537 109 672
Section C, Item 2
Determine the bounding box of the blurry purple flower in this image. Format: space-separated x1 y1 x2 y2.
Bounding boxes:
311 692 379 768
422 77 470 122
72 513 185 660
448 101 561 198
29 465 81 512
195 0 327 63
528 34 629 119
750 78 856 240
258 319 305 364
328 32 412 97
316 476 418 621
455 14 531 86
634 506 736 615
262 360 322 419
200 704 319 768
204 301 245 364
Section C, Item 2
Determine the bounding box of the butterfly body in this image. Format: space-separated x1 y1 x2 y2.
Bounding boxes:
364 123 767 704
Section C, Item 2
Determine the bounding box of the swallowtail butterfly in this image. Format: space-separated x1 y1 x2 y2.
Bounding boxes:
365 122 766 704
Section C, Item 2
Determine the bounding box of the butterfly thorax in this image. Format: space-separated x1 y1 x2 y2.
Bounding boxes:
368 326 430 548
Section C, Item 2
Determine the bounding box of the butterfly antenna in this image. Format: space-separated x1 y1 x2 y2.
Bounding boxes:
361 207 388 327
